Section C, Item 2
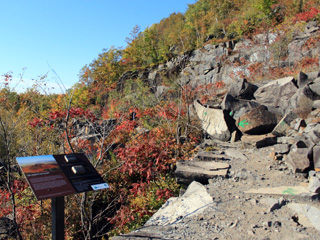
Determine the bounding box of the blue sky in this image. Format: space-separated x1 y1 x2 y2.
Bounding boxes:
0 0 196 94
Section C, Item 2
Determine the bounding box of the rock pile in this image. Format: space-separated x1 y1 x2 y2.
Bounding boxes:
182 71 320 187
111 22 320 240
176 71 320 187
113 71 320 240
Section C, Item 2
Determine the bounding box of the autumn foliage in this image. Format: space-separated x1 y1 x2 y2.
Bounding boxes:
0 0 319 239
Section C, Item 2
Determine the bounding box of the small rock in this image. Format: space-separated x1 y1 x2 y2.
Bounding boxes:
269 197 286 212
271 144 290 154
286 148 311 173
307 175 320 193
247 229 255 236
313 145 320 171
249 199 258 205
273 221 282 228
263 221 272 228
260 197 286 212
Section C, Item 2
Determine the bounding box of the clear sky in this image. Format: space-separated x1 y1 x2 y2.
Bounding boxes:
0 0 196 94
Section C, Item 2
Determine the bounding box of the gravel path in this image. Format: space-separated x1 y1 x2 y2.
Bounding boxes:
113 140 320 240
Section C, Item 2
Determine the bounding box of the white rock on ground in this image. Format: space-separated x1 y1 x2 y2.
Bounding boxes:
194 100 231 141
145 181 214 226
287 203 320 231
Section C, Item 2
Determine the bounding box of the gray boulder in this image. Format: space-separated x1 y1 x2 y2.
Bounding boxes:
254 77 298 116
313 145 320 171
287 87 314 112
308 175 320 193
286 148 311 173
241 133 277 148
272 111 299 136
175 160 229 186
228 78 258 99
297 71 320 88
221 93 261 120
236 105 278 135
307 77 320 98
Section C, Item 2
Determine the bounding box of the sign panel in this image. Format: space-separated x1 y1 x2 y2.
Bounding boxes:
17 153 109 200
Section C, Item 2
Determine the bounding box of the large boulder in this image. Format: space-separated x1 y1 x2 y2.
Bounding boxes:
289 77 320 110
297 71 320 88
145 181 214 226
254 77 298 116
302 123 320 145
227 78 258 99
175 160 229 185
193 100 234 141
287 87 314 112
272 111 299 136
241 133 277 148
236 105 278 135
286 148 311 173
307 77 320 98
297 71 309 88
221 93 261 120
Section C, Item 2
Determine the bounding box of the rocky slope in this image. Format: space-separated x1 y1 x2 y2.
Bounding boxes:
112 22 320 240
113 140 320 240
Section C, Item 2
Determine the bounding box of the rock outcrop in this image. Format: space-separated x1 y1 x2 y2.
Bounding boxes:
112 22 320 240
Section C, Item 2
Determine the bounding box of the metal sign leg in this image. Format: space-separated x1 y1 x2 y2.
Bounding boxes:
52 196 64 240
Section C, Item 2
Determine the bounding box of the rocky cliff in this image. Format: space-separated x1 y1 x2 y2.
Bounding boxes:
112 22 320 240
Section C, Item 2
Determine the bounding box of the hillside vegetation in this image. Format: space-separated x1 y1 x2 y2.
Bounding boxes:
0 0 320 239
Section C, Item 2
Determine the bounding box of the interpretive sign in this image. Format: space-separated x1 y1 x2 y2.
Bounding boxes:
16 153 109 200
